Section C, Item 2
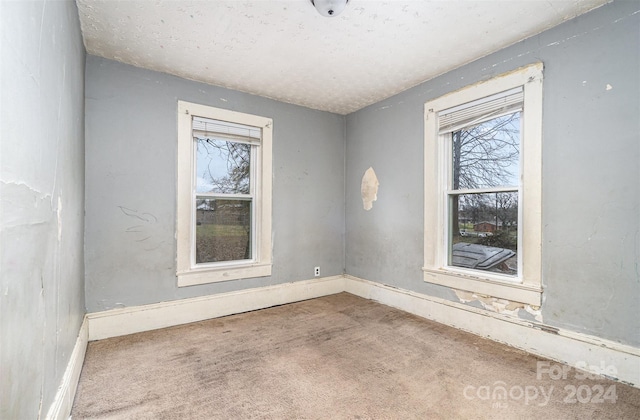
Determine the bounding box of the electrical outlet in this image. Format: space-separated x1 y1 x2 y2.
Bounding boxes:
314 266 320 277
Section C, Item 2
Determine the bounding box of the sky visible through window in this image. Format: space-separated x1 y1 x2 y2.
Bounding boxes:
450 111 521 275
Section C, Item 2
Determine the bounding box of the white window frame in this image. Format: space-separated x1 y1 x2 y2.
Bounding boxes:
423 63 543 306
176 101 272 287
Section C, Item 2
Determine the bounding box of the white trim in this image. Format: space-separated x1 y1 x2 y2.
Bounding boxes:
424 63 543 305
87 276 345 341
176 100 273 287
449 186 519 195
344 275 639 387
422 267 541 304
84 275 639 387
177 263 272 286
45 317 88 420
50 277 639 418
32 276 640 420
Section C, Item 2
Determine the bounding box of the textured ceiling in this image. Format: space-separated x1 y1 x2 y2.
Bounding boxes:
76 0 608 114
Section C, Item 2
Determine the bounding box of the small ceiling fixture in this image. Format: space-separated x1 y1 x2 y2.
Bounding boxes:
311 0 350 17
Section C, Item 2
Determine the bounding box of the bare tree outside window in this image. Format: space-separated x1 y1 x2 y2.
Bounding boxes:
449 112 520 274
177 102 273 286
452 113 520 191
197 138 250 194
195 132 254 264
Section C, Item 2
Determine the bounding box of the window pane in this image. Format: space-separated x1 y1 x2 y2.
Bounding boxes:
449 192 518 275
195 199 252 263
196 138 251 194
452 112 520 190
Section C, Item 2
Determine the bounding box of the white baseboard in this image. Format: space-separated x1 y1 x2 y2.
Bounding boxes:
344 275 640 387
84 273 639 388
45 317 88 420
87 275 345 341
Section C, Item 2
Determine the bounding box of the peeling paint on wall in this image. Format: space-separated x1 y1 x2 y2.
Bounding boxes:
1 1 86 416
455 289 543 322
361 167 379 211
57 195 63 241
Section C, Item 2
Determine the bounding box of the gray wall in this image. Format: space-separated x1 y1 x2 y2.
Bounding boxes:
84 56 345 312
345 0 640 347
0 1 86 418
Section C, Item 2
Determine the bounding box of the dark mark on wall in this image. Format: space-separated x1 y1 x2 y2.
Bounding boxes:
534 324 559 335
118 206 158 223
119 207 161 248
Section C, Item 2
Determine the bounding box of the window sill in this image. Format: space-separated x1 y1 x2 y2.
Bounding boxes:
177 263 272 287
422 267 541 306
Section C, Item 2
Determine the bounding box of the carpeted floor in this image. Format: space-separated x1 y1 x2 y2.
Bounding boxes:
72 293 640 419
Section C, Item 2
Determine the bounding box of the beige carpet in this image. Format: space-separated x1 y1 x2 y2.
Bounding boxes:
72 293 640 419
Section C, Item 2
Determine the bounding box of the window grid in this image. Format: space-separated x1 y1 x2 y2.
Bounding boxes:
422 63 543 305
443 109 522 278
176 101 273 287
191 128 258 267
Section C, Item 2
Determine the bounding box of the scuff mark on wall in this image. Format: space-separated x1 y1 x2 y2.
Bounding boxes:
361 167 379 211
374 100 405 112
455 289 543 322
484 10 639 75
118 206 158 223
119 206 163 250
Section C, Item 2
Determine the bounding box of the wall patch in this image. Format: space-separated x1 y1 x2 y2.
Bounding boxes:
361 167 379 211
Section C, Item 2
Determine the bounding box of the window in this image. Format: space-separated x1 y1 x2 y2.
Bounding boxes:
177 101 272 286
423 64 543 305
